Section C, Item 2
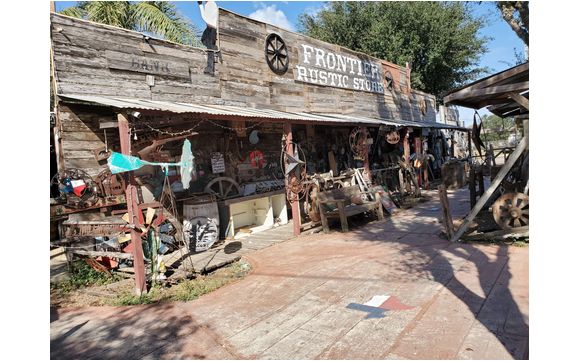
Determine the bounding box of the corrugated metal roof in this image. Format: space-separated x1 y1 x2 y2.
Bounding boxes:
58 94 466 130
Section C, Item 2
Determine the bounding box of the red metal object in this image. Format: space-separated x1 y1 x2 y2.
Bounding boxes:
284 122 301 236
118 113 147 295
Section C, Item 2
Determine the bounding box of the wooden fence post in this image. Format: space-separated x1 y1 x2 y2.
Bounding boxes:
438 185 454 240
118 113 146 295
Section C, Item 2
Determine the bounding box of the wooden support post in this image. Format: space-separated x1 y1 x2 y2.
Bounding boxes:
361 127 371 182
284 122 301 236
414 137 422 188
337 202 348 232
118 113 146 295
451 135 528 242
438 185 454 240
403 129 411 167
467 131 472 160
469 167 477 208
403 130 411 193
477 169 485 197
508 92 529 111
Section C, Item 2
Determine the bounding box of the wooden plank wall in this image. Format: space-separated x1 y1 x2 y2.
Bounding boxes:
57 104 118 177
50 13 221 104
217 9 436 123
51 11 436 122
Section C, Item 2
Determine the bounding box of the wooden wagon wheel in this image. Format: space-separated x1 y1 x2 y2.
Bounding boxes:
265 33 289 75
204 177 241 200
492 192 529 229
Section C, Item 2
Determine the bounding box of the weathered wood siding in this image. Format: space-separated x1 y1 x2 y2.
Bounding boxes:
56 104 118 177
50 13 221 103
51 11 435 122
217 9 436 122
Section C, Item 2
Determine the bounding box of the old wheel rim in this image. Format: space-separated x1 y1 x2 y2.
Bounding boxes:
492 192 529 229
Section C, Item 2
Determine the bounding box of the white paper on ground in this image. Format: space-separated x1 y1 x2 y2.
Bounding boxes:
364 295 390 307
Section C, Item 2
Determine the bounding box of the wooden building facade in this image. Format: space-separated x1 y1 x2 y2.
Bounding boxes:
50 9 463 293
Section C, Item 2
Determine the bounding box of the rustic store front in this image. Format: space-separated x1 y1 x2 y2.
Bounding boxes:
50 9 465 293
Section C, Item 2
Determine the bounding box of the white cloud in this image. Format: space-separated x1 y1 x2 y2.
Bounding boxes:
248 4 295 31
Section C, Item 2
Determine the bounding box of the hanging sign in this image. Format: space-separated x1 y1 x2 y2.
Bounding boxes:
294 44 385 94
211 152 225 173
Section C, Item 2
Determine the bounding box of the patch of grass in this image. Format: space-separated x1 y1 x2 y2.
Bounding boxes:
464 237 529 247
51 260 123 294
109 261 252 306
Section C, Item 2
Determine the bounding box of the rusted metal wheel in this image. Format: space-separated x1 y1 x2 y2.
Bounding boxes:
492 192 529 229
204 177 241 200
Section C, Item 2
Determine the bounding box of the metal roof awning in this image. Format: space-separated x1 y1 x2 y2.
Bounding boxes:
58 94 466 130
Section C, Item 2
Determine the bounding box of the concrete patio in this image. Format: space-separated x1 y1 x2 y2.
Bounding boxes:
50 186 529 359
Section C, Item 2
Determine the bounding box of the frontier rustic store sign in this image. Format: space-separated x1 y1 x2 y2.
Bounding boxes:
294 44 385 94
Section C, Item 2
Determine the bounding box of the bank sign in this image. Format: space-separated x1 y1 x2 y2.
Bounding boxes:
294 44 385 94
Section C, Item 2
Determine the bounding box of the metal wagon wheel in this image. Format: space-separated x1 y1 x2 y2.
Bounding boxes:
492 192 529 229
265 33 289 75
204 177 241 200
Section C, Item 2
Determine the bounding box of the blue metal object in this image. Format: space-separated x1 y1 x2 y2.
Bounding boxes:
107 140 195 189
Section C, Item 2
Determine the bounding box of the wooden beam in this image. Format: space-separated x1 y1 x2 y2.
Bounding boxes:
508 92 529 111
362 127 371 181
451 134 528 242
71 250 134 259
118 113 147 295
284 122 301 236
438 185 454 240
443 63 529 103
444 81 529 104
461 226 528 241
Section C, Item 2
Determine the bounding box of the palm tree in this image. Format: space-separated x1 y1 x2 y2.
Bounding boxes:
59 1 203 47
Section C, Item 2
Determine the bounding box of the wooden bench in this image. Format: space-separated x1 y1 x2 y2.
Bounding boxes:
317 186 384 233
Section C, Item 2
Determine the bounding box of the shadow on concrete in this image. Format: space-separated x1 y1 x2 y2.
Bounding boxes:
346 188 529 359
50 303 222 359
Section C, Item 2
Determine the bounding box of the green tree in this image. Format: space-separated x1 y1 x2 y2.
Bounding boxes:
59 1 202 47
480 114 515 142
496 1 528 46
299 1 489 102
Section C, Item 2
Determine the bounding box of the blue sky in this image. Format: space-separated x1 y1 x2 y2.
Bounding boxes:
54 1 526 124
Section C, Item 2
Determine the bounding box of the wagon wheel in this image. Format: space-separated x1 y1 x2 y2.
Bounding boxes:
492 192 529 229
204 177 241 200
386 130 400 145
265 33 289 75
349 127 367 160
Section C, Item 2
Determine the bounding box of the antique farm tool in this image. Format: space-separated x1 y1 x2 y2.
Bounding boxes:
492 192 529 229
204 177 241 200
107 140 195 189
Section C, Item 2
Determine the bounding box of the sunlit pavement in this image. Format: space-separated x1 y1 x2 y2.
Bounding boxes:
51 186 528 359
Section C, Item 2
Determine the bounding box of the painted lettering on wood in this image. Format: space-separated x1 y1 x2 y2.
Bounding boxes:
294 44 385 94
105 50 191 79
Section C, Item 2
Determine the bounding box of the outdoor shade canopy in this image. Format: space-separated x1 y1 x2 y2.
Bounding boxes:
443 62 529 118
58 93 467 131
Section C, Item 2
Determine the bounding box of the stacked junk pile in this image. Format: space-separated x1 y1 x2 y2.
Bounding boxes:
50 117 463 283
